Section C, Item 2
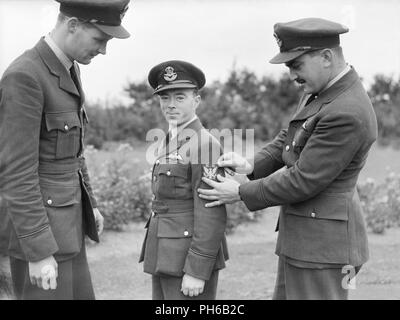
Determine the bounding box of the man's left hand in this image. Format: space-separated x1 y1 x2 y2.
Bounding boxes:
198 174 241 207
93 208 104 235
181 274 205 297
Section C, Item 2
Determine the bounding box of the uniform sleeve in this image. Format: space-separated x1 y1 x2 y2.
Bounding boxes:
248 129 287 180
183 138 227 281
240 112 363 211
0 71 58 261
79 155 98 208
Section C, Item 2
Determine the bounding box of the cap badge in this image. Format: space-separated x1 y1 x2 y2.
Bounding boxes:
273 33 283 48
120 5 129 20
164 66 177 82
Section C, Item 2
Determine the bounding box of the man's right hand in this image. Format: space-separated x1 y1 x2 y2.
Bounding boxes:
217 152 253 175
29 255 58 290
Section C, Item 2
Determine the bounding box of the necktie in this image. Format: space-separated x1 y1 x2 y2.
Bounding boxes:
165 131 172 146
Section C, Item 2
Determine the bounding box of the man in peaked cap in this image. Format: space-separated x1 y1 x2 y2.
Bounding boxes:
0 0 130 299
139 60 229 300
198 18 378 299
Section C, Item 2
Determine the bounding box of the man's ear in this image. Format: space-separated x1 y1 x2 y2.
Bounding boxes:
194 94 201 108
321 48 334 66
66 17 80 34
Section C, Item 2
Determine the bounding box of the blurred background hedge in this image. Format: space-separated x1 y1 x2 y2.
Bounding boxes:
84 69 400 150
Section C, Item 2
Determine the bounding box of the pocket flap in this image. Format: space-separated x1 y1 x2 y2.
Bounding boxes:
157 215 194 238
45 112 81 132
286 193 348 221
41 185 80 207
158 164 188 178
293 127 312 147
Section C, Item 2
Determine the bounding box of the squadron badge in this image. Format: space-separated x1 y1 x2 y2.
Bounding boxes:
203 165 218 181
164 66 177 82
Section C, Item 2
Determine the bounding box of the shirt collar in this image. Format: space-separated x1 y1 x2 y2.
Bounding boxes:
169 115 198 139
320 64 351 94
44 33 73 71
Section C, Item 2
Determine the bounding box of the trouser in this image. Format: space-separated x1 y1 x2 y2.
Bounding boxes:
272 256 361 300
152 270 219 300
9 242 94 300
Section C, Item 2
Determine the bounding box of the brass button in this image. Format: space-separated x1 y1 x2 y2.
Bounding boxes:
285 145 290 152
292 141 296 147
64 124 69 131
184 230 189 236
166 170 171 176
311 212 316 218
47 199 53 205
155 160 160 165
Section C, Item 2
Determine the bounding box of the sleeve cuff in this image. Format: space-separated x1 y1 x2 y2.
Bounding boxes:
183 249 216 281
19 226 59 262
239 180 270 211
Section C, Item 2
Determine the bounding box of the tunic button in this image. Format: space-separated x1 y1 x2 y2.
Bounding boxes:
285 145 290 151
311 212 316 218
155 160 160 165
64 124 69 131
292 141 296 147
166 170 171 176
47 199 53 205
184 230 189 236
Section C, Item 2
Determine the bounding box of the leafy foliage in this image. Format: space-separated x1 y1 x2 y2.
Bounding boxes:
368 74 400 148
358 174 400 234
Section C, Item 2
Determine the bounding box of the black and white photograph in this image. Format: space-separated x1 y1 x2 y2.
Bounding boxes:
1 0 400 304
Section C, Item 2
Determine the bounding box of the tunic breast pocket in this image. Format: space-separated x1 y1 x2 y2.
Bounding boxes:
45 111 82 160
293 127 312 154
155 164 190 199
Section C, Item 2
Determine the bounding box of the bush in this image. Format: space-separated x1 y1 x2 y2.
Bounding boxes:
225 202 262 234
358 174 400 234
86 144 153 231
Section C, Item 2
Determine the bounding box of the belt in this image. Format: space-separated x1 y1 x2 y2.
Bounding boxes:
38 160 81 174
151 199 194 216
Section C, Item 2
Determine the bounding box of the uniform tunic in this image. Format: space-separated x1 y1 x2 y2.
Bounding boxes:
0 38 98 299
139 118 229 296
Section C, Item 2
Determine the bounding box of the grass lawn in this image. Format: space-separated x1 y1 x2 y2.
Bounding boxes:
86 207 400 300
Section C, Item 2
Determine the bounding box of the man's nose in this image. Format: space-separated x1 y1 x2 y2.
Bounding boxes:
98 43 107 55
288 69 297 81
